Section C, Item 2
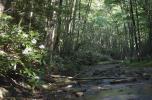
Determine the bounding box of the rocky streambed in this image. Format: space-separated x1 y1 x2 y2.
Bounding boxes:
1 62 152 100
45 63 152 100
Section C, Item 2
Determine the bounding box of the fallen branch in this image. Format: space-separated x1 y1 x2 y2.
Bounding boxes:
110 77 137 84
72 77 130 80
8 78 31 91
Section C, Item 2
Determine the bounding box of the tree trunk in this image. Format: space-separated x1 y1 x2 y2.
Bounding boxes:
0 0 5 14
145 0 152 56
53 0 63 53
129 0 139 59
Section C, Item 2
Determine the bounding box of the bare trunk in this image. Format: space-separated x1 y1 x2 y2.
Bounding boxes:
0 0 5 14
129 0 139 58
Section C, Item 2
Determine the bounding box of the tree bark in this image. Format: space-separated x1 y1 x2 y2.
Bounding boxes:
129 0 139 59
0 0 5 14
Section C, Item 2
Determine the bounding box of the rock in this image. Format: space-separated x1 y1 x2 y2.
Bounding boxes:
57 89 63 92
41 84 49 89
90 86 111 91
92 70 101 76
62 85 73 92
41 83 54 90
20 82 31 89
100 86 111 90
90 86 102 91
142 73 151 80
115 65 121 69
68 77 73 79
0 75 9 86
65 94 72 99
75 92 84 97
64 85 73 89
0 87 9 99
110 78 137 84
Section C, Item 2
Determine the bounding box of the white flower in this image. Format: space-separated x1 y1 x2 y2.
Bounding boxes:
0 33 6 37
22 47 32 55
18 29 22 33
39 45 45 49
0 50 6 55
11 63 17 70
30 12 33 17
34 76 40 80
31 39 37 44
22 34 28 38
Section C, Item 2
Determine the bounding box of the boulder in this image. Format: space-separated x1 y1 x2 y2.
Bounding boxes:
0 87 9 99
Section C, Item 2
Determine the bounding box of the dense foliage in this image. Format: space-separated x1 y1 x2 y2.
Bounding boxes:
0 0 152 86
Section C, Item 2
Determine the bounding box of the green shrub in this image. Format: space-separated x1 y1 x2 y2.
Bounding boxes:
0 14 46 85
74 51 110 65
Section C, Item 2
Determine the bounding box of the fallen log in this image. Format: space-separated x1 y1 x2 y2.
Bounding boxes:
9 78 31 90
50 75 73 79
72 77 130 80
110 77 137 84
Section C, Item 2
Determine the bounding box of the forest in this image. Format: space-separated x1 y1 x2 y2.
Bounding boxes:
0 0 152 99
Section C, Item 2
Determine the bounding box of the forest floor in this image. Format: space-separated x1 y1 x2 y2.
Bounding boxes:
1 61 152 100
